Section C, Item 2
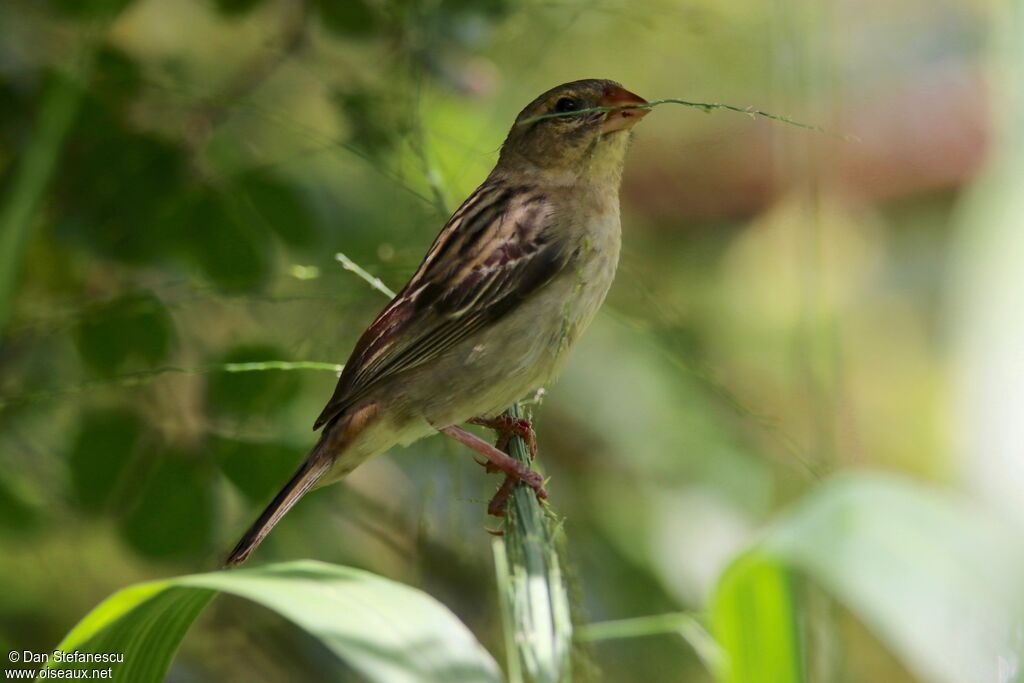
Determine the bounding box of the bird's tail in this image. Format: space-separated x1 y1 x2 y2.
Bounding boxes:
224 438 332 568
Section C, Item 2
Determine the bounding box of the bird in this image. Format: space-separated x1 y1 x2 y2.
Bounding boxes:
225 79 649 567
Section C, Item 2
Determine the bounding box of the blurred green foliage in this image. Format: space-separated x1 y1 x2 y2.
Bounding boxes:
0 0 1020 681
73 293 174 374
119 449 214 559
67 408 143 512
206 344 303 415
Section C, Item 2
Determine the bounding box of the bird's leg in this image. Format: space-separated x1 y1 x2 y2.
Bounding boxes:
439 425 547 510
487 475 518 518
465 415 539 518
468 415 538 460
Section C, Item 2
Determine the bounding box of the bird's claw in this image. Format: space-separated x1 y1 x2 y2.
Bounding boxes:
473 455 501 474
470 415 539 460
486 469 547 517
439 422 547 520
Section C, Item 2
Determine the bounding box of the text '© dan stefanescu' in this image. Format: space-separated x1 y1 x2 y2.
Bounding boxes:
7 650 124 679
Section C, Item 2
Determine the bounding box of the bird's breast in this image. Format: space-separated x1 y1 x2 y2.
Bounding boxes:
556 205 621 349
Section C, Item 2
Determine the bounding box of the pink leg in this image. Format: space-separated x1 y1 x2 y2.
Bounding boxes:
440 425 547 510
486 475 519 518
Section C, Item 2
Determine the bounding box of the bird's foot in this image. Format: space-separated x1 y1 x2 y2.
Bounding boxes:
469 415 538 460
439 425 548 515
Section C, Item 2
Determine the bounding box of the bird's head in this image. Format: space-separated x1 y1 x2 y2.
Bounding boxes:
498 79 648 183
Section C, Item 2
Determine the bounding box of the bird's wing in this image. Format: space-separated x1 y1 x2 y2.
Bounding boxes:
314 182 570 430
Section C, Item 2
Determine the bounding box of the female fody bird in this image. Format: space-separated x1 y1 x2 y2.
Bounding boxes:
227 79 649 566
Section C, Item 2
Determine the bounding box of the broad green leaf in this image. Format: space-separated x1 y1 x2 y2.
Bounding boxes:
44 560 503 683
713 473 1024 683
712 552 804 683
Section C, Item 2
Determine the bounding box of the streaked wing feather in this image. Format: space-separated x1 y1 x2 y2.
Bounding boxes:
313 183 565 430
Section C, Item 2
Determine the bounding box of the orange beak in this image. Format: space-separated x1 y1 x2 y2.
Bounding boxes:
600 85 649 134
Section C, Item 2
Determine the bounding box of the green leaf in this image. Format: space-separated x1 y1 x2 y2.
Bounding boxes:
91 45 142 107
212 436 302 502
56 108 187 265
118 451 213 559
713 473 1024 683
45 560 503 683
172 188 272 292
332 86 403 159
315 0 378 37
0 71 84 332
73 291 174 375
0 474 40 532
712 552 804 683
205 344 303 417
233 171 317 248
68 409 143 513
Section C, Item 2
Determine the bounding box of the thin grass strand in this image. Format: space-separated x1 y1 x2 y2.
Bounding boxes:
520 98 853 141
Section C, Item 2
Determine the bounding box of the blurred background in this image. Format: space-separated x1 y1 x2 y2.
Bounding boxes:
1 0 1021 681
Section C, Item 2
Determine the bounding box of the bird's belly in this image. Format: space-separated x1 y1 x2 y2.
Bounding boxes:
410 247 619 430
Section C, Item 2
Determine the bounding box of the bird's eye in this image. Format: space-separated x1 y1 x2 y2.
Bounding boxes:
553 97 581 114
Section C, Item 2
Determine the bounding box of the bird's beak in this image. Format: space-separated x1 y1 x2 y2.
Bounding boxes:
600 85 649 134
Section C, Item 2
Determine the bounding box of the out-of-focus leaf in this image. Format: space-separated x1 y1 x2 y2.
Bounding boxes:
951 1 1024 531
315 0 378 37
233 172 317 248
56 103 186 264
0 79 32 173
440 0 508 16
48 0 137 19
205 344 303 417
46 560 503 683
712 552 804 683
68 409 143 513
91 45 142 106
212 436 302 502
0 475 39 532
211 0 265 15
73 291 174 375
0 71 84 332
172 188 273 292
713 473 1024 683
119 451 212 559
333 88 401 158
